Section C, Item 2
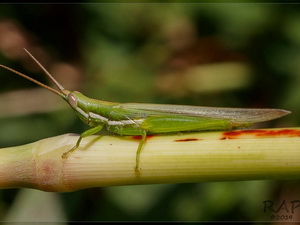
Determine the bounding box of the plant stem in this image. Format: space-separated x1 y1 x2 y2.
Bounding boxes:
1 128 300 192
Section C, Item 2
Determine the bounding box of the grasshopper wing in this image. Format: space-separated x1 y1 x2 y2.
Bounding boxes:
119 103 290 124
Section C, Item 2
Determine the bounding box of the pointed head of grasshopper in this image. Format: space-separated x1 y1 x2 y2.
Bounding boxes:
0 48 81 111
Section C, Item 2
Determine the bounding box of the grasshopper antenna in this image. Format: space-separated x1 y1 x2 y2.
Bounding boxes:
0 64 63 97
23 48 65 92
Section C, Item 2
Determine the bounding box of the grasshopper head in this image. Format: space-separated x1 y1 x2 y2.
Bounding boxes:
63 90 86 110
62 90 93 125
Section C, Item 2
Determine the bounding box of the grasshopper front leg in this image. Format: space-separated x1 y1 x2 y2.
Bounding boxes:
62 124 104 159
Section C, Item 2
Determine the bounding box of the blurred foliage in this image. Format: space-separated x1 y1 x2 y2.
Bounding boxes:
0 3 299 223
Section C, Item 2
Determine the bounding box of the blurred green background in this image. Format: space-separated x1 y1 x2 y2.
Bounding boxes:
0 3 299 223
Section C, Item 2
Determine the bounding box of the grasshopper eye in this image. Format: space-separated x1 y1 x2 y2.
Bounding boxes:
68 93 77 108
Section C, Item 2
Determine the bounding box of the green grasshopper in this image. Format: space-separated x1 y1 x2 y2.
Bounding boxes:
0 49 290 172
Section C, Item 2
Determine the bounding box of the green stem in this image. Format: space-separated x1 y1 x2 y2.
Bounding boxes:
1 128 300 192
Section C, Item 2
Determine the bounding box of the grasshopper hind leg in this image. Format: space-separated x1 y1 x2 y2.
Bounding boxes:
62 124 104 159
106 124 148 172
134 130 147 173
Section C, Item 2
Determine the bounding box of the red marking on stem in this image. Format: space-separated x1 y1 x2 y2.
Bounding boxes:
222 129 300 139
174 138 200 142
40 160 56 182
131 134 156 140
220 137 235 140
